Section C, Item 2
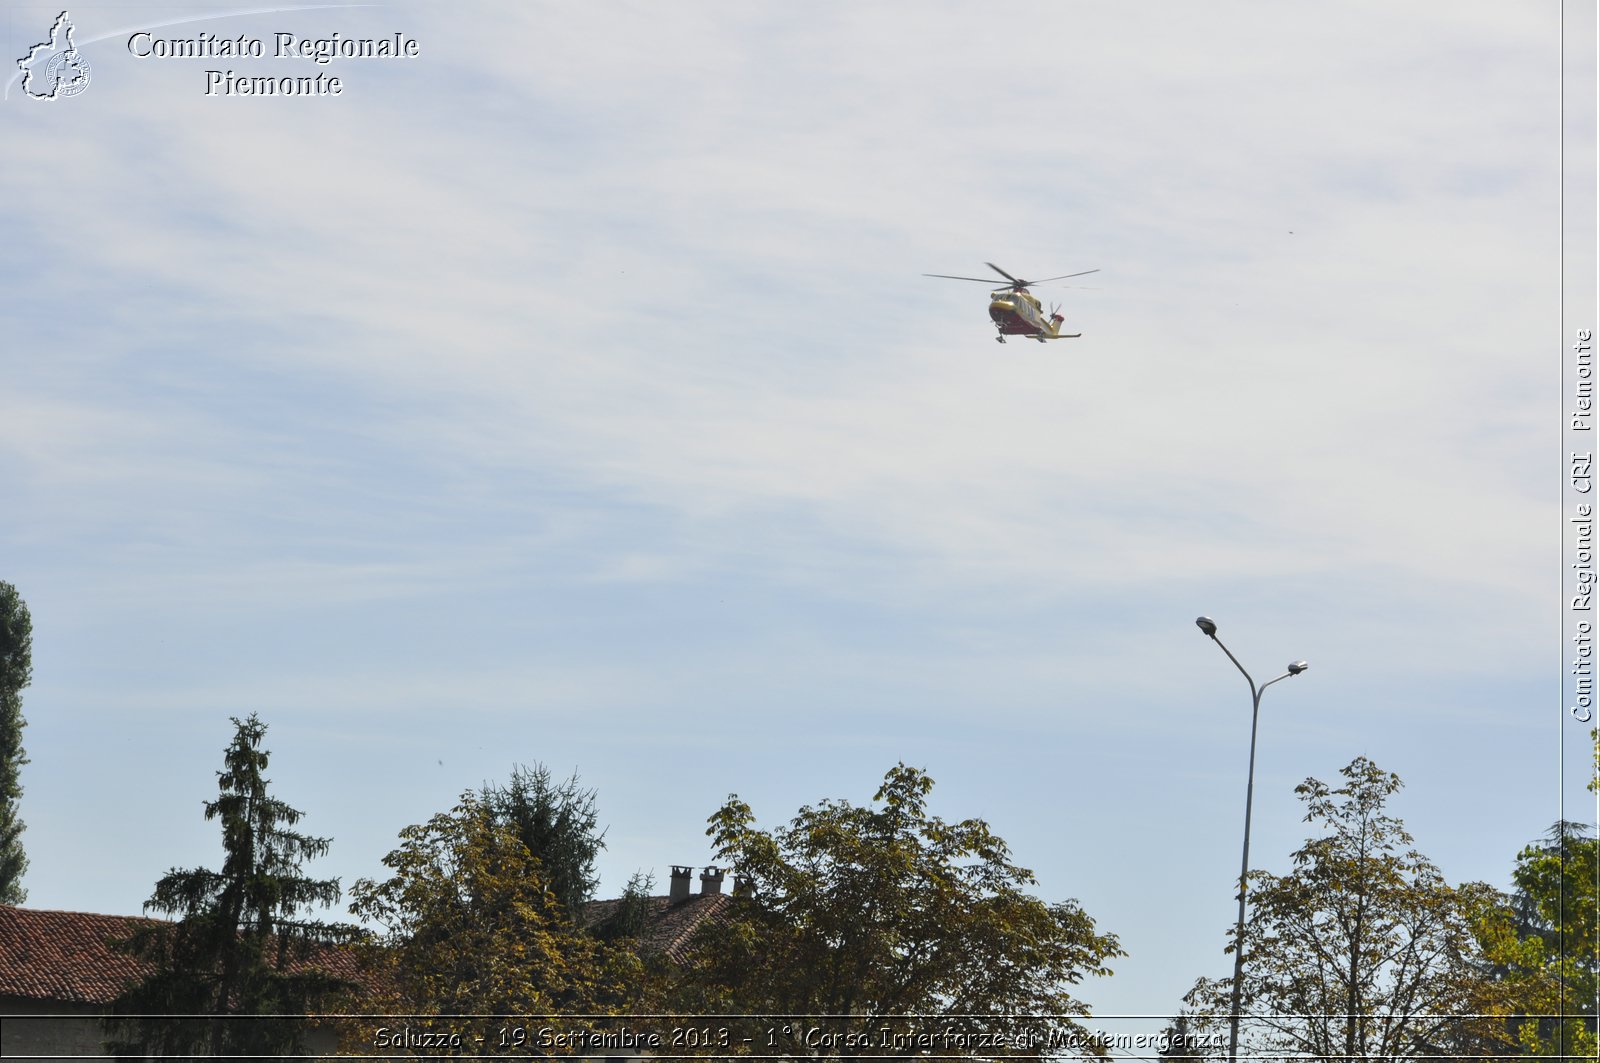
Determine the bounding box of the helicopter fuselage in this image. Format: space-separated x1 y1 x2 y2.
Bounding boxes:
923 263 1094 343
989 290 1072 341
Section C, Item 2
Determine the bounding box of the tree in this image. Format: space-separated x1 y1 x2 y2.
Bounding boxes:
480 763 605 918
1158 1012 1216 1063
590 870 657 943
0 581 32 904
347 793 643 1053
105 714 359 1060
1501 730 1600 1057
1509 831 1599 1057
1183 757 1522 1061
670 763 1123 1057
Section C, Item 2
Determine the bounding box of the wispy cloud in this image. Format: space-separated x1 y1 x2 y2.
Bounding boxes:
1 0 1564 1021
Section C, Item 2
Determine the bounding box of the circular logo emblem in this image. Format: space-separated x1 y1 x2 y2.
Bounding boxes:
44 50 91 97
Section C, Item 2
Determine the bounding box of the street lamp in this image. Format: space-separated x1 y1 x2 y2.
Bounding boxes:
1194 615 1309 1063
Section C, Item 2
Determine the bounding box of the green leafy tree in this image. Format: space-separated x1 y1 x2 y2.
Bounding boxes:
1183 757 1522 1061
590 870 657 943
481 763 605 918
1158 1012 1215 1063
1502 730 1600 1057
670 763 1123 1057
105 714 359 1061
348 793 643 1054
0 581 33 904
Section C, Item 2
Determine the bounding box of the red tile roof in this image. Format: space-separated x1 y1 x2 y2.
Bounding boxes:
0 906 364 1006
582 893 731 964
0 907 157 1004
1 894 726 1008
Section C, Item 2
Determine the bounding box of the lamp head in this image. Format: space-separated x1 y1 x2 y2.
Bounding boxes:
1287 660 1309 675
1195 616 1218 637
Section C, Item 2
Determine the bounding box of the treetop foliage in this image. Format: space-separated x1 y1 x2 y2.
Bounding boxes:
0 580 32 905
1501 729 1600 1058
480 762 605 918
106 714 358 1061
347 793 643 1051
1185 756 1528 1061
671 763 1122 1055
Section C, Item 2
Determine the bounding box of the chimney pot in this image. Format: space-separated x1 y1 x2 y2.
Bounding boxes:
669 865 692 903
699 866 725 895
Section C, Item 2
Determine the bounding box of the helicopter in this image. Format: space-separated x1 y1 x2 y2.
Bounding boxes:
924 262 1099 343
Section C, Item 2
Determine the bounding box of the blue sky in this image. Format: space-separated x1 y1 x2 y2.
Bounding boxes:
2 0 1589 1031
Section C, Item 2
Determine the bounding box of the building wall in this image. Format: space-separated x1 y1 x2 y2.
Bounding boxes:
0 997 342 1061
0 998 110 1062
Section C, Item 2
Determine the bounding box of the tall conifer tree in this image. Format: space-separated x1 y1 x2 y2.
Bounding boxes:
480 763 605 917
0 581 33 905
107 714 357 1060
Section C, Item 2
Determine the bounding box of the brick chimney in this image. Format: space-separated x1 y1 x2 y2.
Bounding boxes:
699 866 725 895
669 865 692 903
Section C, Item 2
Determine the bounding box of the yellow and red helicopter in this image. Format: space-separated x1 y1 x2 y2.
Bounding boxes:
924 262 1099 343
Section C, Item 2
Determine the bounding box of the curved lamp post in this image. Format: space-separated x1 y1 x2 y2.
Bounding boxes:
1195 616 1308 1063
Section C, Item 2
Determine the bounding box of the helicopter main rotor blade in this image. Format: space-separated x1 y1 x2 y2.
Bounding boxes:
926 266 1101 289
985 262 1024 285
1026 269 1101 284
